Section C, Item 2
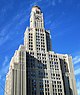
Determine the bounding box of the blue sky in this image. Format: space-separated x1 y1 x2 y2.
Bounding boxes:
0 0 80 95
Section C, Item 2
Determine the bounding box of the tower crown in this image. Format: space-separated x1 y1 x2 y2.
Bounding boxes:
32 6 41 10
30 5 44 28
32 6 42 13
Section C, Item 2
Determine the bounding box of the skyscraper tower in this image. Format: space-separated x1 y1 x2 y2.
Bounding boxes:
5 6 77 95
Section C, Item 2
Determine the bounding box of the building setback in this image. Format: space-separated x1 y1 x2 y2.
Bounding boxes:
5 6 77 95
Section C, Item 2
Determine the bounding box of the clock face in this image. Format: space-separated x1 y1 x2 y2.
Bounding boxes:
36 16 41 20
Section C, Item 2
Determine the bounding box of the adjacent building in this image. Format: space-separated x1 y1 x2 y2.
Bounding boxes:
5 6 77 95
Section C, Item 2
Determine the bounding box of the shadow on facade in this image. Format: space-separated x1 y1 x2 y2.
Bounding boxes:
26 52 45 95
59 59 73 95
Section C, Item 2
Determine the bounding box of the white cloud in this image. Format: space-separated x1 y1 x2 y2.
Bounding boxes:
2 56 8 67
73 55 80 65
77 89 80 95
0 21 14 46
76 80 80 95
0 35 9 46
0 23 11 37
77 87 80 95
75 68 80 76
73 55 80 76
45 20 51 25
18 15 29 26
0 64 9 80
72 54 80 94
73 54 80 95
0 10 27 46
0 56 9 82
